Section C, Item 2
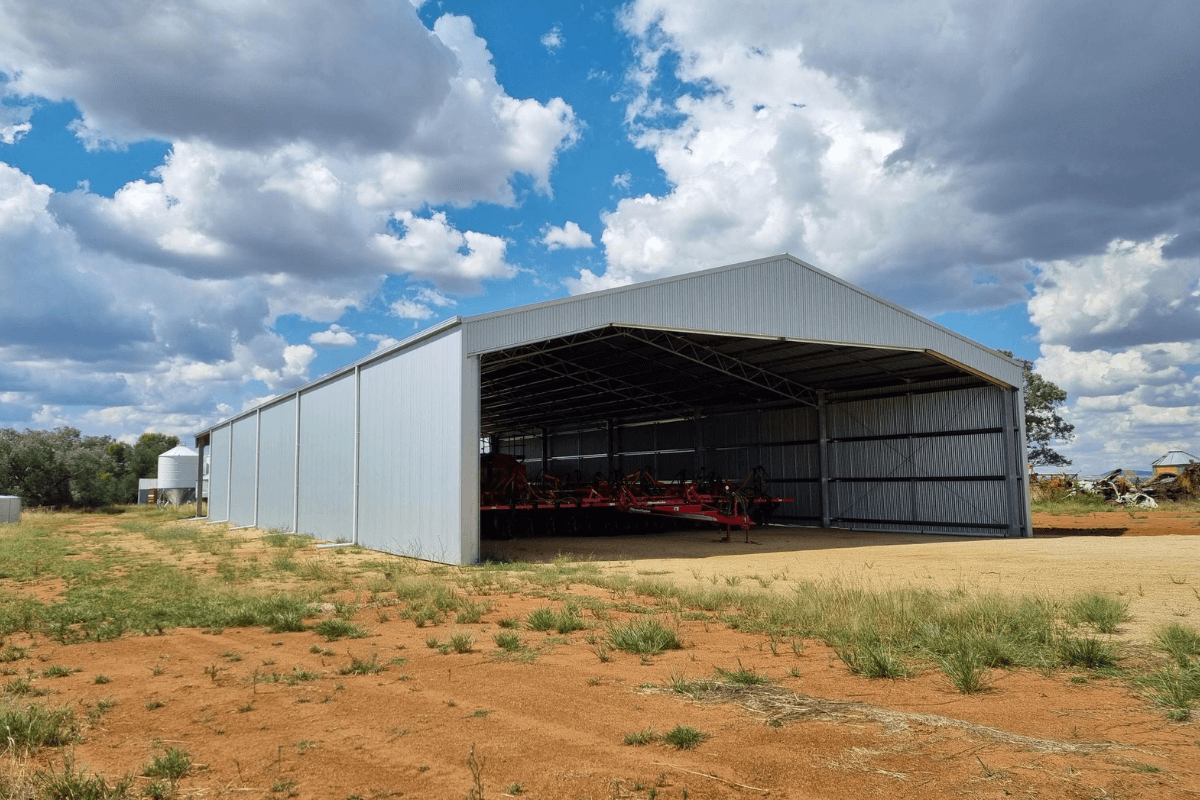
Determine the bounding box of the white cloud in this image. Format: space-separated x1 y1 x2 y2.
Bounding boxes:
611 172 631 189
1028 237 1200 473
309 325 357 348
541 25 564 51
390 299 436 320
1029 237 1200 351
541 221 595 251
368 334 402 353
0 5 580 440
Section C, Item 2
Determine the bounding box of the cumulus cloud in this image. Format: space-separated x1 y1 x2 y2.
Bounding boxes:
541 25 564 51
541 221 595 251
0 4 578 438
390 287 458 322
309 325 357 348
575 0 1198 319
1029 237 1200 473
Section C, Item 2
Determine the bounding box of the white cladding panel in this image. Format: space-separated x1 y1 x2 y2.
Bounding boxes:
257 398 297 530
358 329 465 563
208 425 230 520
297 374 355 541
464 255 1022 387
228 415 258 525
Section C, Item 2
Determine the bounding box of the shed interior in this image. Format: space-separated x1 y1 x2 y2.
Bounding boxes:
477 324 1019 536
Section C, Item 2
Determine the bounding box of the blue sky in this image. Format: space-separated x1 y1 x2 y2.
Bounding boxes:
1 0 1198 474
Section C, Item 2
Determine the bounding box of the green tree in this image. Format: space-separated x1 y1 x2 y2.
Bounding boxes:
0 428 180 507
1001 353 1076 467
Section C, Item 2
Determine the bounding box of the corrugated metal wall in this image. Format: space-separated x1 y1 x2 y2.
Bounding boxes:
825 386 1013 535
257 398 297 530
505 384 1022 536
297 374 355 541
464 256 1023 388
358 329 464 563
228 415 258 525
208 424 230 521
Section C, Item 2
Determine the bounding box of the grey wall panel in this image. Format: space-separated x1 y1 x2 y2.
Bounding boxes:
208 424 230 520
228 415 258 525
357 329 464 563
257 398 297 530
297 374 355 541
463 255 1022 387
824 386 1011 536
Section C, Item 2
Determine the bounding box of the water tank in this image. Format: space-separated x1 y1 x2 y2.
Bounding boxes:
0 495 19 524
157 446 200 490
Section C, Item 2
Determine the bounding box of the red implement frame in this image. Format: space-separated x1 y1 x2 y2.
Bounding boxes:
481 454 789 538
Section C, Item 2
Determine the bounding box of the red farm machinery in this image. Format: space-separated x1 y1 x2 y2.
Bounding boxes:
480 453 789 540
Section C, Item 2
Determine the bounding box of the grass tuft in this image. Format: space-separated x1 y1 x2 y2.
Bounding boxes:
1057 633 1118 669
338 653 385 676
0 703 79 750
606 618 682 656
622 728 656 746
1067 593 1130 634
1155 622 1200 666
143 747 192 781
313 618 368 642
663 725 708 750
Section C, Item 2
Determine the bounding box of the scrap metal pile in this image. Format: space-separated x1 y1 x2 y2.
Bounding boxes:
1068 463 1200 508
480 453 789 539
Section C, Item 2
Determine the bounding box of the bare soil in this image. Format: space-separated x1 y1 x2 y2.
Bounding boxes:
5 509 1200 799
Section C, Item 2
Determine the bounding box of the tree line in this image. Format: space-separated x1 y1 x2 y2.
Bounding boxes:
0 428 180 508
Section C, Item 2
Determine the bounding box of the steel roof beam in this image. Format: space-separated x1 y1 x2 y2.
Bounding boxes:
615 327 820 408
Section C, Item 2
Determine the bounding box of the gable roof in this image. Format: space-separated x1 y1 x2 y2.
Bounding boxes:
1152 450 1200 466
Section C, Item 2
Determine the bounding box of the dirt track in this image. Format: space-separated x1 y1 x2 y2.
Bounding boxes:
485 510 1200 645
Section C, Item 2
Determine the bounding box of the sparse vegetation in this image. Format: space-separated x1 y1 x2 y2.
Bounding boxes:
1067 593 1130 633
314 618 368 641
663 725 708 750
606 617 682 656
0 703 78 751
143 747 192 781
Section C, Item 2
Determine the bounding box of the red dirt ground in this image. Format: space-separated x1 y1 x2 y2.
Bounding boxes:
4 510 1200 799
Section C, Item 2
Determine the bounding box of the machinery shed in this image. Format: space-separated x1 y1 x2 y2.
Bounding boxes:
194 255 1032 565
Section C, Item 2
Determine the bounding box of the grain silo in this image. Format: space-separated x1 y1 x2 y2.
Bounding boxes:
157 445 199 506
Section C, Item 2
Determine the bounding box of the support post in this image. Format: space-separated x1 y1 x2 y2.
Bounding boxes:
541 427 550 477
818 391 831 528
1001 387 1032 537
352 365 361 546
195 437 206 518
606 420 615 478
292 393 302 534
252 409 261 528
